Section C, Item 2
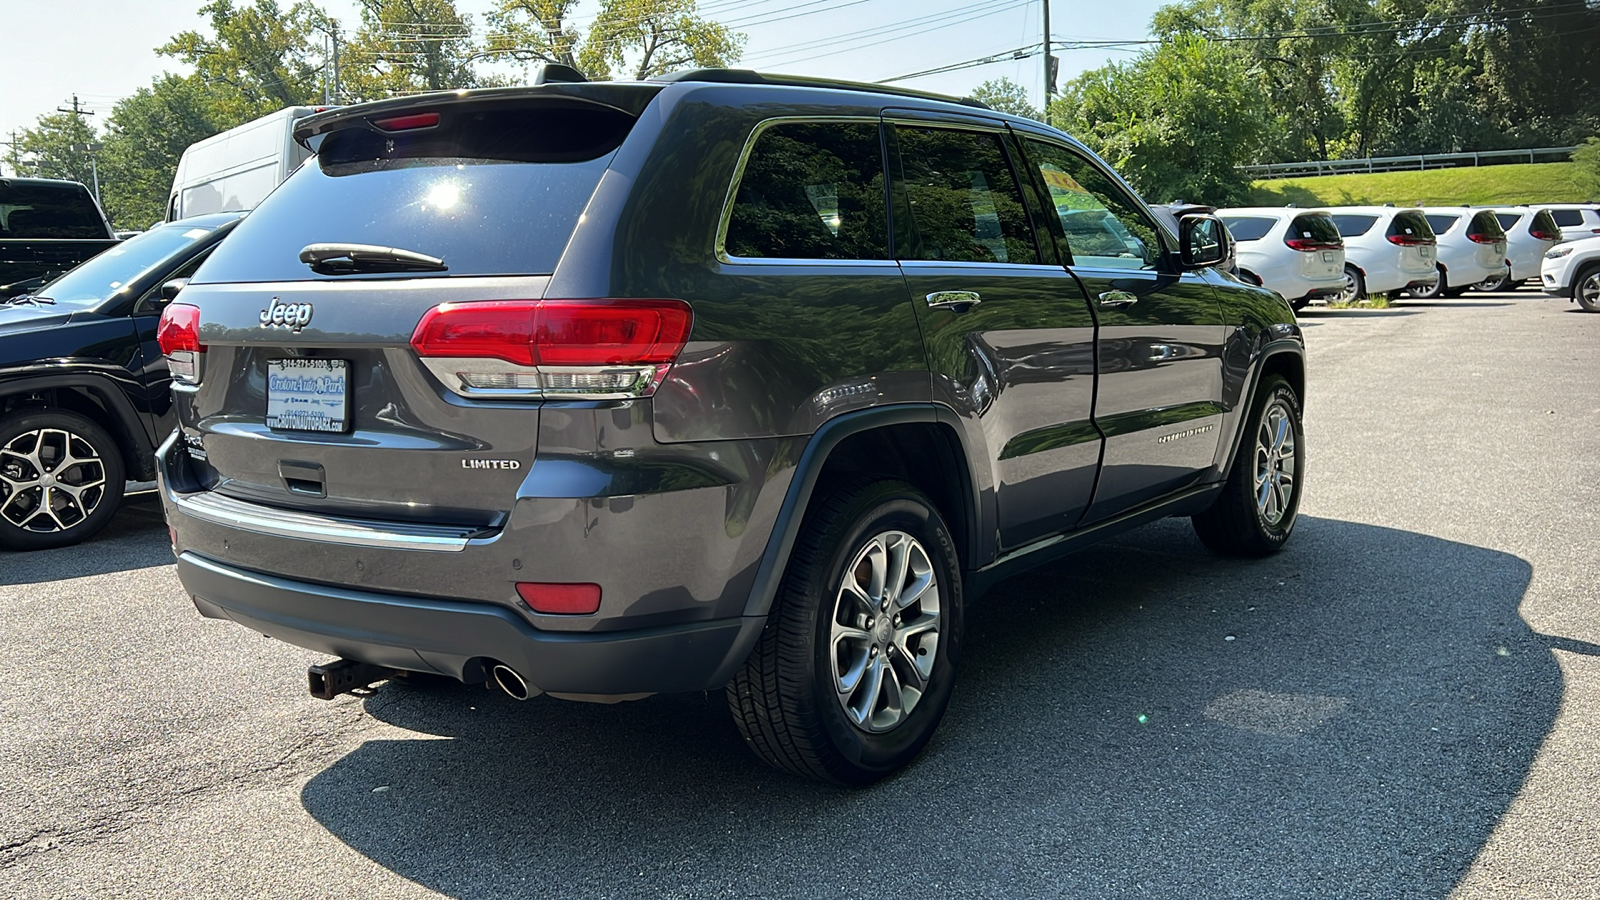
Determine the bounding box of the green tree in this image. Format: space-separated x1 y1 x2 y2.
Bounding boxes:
578 0 744 81
1572 137 1600 197
160 0 329 121
1050 35 1268 205
99 75 223 228
343 0 481 100
485 0 582 69
3 113 101 188
971 77 1041 121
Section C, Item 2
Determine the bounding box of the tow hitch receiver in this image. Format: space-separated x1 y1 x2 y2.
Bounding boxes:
307 659 399 700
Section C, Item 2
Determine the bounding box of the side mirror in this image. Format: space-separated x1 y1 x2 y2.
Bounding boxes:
1179 214 1231 269
160 278 190 302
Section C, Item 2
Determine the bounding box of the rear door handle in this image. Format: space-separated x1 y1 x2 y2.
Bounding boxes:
925 291 981 311
1098 290 1138 308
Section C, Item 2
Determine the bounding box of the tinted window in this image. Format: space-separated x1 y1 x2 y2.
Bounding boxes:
0 182 108 239
1021 139 1160 269
1289 213 1342 245
32 221 223 306
1494 212 1522 231
1549 209 1583 227
894 127 1037 264
197 104 631 283
1531 210 1562 238
725 122 888 260
1425 214 1462 235
1330 214 1379 237
1388 212 1435 241
1219 216 1276 242
1467 211 1505 239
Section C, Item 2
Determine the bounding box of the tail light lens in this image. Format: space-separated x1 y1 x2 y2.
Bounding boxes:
1284 238 1342 251
157 303 205 384
411 299 692 399
1467 232 1500 244
1530 229 1562 241
1387 234 1433 246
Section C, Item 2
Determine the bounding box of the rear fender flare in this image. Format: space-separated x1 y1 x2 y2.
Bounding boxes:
0 373 154 475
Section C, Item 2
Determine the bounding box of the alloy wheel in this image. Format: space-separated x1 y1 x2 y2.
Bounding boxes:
829 530 942 733
0 428 108 533
1254 400 1298 526
1580 272 1600 311
1338 270 1361 304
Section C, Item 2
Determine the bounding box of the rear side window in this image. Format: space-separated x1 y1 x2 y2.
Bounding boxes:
1550 209 1583 227
893 126 1038 265
0 182 107 238
195 103 632 282
1425 214 1461 235
1288 213 1342 246
1219 216 1275 242
1494 212 1521 231
1388 212 1434 241
724 122 888 260
1330 214 1378 237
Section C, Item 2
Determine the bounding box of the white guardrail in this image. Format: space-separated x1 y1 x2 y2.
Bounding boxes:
1240 146 1580 179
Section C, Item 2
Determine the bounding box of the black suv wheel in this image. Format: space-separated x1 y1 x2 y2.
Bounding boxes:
0 409 125 550
1191 375 1303 557
727 479 962 784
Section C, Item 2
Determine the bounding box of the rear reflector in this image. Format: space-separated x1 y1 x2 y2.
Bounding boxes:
157 303 205 384
516 582 601 615
411 299 692 399
373 112 441 131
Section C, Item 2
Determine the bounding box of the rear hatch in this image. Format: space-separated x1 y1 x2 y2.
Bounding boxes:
1464 210 1508 269
1386 210 1436 276
168 90 654 524
1283 212 1343 281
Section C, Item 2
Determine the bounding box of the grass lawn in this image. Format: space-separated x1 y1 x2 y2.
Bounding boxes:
1249 162 1592 207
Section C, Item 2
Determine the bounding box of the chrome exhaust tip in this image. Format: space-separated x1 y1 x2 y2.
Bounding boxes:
490 664 534 700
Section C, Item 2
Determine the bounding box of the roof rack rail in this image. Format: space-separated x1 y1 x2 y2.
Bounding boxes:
649 68 993 111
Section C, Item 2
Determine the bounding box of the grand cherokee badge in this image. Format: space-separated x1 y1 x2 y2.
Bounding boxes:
260 298 313 332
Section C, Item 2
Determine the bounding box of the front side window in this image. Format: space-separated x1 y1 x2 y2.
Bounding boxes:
1020 139 1160 270
724 121 889 260
893 126 1039 265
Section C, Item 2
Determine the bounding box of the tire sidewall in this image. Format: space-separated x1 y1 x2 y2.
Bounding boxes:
1239 378 1304 548
1574 266 1600 312
806 488 963 779
0 409 126 550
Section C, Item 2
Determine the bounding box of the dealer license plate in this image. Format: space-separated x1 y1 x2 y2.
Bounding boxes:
266 359 349 432
1321 251 1336 263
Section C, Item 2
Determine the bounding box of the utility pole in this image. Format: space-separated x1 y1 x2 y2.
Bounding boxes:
56 94 95 120
1041 0 1055 123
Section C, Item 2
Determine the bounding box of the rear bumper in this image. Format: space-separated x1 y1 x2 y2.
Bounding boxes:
177 551 765 694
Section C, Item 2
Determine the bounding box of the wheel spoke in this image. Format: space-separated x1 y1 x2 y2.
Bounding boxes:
884 534 911 605
846 656 886 726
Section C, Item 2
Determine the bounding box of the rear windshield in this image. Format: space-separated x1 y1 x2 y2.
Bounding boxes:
1330 214 1379 237
1467 210 1505 238
194 104 633 283
1424 214 1461 235
0 182 108 239
1494 212 1521 231
1388 211 1434 241
1531 209 1561 237
1288 213 1342 245
1219 216 1275 242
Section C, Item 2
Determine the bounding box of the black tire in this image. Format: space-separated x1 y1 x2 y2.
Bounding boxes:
1573 265 1600 312
1191 375 1303 557
1338 265 1365 304
727 478 963 785
1408 265 1446 299
0 409 126 551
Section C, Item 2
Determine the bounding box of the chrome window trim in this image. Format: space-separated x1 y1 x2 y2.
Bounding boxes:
715 115 887 266
173 490 490 552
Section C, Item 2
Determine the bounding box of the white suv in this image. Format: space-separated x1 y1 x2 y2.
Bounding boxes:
1541 234 1600 311
1477 207 1562 291
1326 207 1439 301
1407 208 1508 298
1217 207 1345 309
1534 204 1600 242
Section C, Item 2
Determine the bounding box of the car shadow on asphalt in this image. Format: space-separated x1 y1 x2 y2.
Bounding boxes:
1296 308 1422 318
0 493 171 585
301 516 1552 899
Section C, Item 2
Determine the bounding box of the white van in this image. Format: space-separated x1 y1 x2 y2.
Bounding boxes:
166 106 330 221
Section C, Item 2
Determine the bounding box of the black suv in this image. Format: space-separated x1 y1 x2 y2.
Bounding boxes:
156 71 1305 784
0 214 242 549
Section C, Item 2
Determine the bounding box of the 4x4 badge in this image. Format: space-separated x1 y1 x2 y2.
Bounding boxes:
260 298 313 332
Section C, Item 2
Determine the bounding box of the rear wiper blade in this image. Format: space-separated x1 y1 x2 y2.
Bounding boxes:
299 243 447 275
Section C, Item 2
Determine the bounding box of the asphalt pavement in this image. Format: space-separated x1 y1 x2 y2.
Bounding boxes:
1 290 1596 899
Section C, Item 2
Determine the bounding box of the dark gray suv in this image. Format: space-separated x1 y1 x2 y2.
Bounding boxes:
156 70 1306 784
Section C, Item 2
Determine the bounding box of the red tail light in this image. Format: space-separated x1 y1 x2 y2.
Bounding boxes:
157 303 205 384
373 112 440 131
1284 238 1342 251
411 299 692 399
516 582 601 615
1467 232 1500 244
1387 234 1433 246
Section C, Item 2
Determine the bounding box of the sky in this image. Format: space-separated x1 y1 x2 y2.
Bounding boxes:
1 0 1167 163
